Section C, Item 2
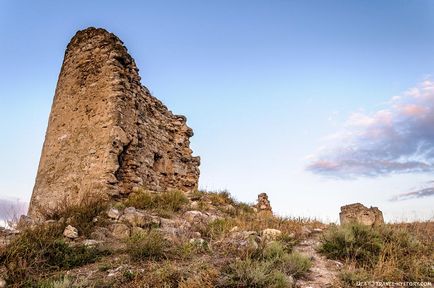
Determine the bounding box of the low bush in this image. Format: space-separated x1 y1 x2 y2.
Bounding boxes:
320 222 434 283
260 242 312 277
124 190 188 214
319 223 383 267
126 229 170 260
220 241 310 287
221 258 290 288
44 197 109 237
0 223 108 287
202 218 235 240
279 251 313 278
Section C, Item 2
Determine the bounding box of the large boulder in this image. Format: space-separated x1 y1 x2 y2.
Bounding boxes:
339 203 384 226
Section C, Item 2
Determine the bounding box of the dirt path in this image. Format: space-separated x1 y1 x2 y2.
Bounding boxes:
294 230 342 288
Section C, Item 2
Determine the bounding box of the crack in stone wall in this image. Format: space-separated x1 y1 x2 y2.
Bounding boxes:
28 28 200 219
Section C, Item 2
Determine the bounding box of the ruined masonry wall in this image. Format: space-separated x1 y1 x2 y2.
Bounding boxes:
28 28 200 218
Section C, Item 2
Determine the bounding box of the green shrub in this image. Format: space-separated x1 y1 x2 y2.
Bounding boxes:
235 202 255 215
221 241 309 287
339 268 370 287
276 233 297 252
0 223 107 286
261 241 287 260
206 190 235 206
279 251 312 278
260 242 311 278
203 218 234 240
319 223 383 267
320 223 434 282
222 258 291 288
126 230 169 260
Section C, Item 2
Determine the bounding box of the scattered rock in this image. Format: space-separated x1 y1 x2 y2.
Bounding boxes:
312 228 323 233
109 224 130 239
124 207 136 214
301 226 312 236
131 226 145 235
44 219 57 225
339 203 384 226
82 239 101 247
287 275 295 287
223 204 236 214
230 226 239 233
107 265 127 277
189 238 206 246
183 210 208 223
63 225 79 239
190 201 199 209
226 231 260 252
158 218 191 241
107 208 121 220
0 277 6 288
262 228 282 241
120 209 160 228
91 227 111 241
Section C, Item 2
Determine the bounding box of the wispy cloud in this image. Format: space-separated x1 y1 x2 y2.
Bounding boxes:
390 187 434 201
307 79 434 179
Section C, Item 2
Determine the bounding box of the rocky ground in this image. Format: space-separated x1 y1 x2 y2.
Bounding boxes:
1 190 432 288
0 190 332 287
294 231 341 287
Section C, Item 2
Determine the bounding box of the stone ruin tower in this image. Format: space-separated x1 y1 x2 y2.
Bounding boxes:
255 193 272 217
28 27 200 218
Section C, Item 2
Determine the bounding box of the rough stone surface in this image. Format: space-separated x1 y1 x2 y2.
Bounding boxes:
90 227 111 241
28 27 200 219
63 225 79 239
226 231 260 253
0 277 5 288
107 208 121 220
109 223 130 239
119 209 160 228
255 192 272 216
339 203 384 226
261 228 282 241
82 239 101 247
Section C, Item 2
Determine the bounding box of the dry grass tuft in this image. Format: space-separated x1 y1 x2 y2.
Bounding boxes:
124 189 189 216
320 221 434 285
0 222 109 287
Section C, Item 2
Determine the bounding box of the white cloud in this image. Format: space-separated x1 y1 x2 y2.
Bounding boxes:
307 79 434 179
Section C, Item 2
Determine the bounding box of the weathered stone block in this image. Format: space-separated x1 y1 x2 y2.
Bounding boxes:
339 203 384 226
255 192 273 217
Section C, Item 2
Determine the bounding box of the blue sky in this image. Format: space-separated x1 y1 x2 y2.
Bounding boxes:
1 0 434 222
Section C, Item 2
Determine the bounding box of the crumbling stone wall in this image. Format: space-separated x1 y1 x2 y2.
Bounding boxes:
339 203 384 226
255 193 273 217
28 28 200 218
